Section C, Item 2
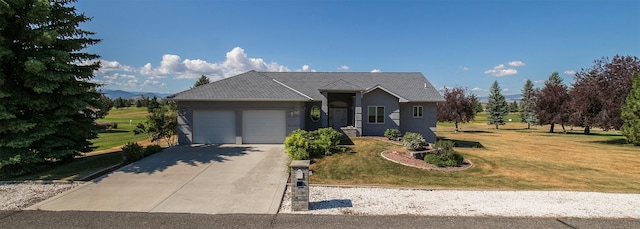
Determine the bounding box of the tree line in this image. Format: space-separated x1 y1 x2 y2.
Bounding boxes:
437 55 640 145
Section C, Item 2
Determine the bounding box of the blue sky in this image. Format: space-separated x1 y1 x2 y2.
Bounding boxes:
75 0 640 96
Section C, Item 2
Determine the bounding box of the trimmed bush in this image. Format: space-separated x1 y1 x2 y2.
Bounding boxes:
402 132 424 151
384 129 401 140
284 128 343 160
310 128 342 157
424 140 464 167
121 142 144 162
284 130 310 160
143 145 163 157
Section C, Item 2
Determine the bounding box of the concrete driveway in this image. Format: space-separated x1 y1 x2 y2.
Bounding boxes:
28 144 289 214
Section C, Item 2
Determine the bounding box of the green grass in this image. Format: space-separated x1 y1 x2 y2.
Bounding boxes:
9 152 124 181
92 107 150 151
311 114 640 193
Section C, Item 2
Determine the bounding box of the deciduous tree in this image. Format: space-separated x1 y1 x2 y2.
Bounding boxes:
486 81 508 129
534 73 570 133
621 72 640 145
571 55 640 132
134 107 178 146
0 0 101 175
437 87 475 132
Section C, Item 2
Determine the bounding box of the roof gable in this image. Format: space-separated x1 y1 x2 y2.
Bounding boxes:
171 71 444 102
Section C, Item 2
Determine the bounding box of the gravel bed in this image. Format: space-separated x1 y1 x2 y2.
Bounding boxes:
280 186 640 218
0 181 82 210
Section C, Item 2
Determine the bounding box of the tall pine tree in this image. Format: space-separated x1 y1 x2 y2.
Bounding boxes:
192 75 210 88
621 72 640 145
486 81 508 129
0 0 101 175
519 79 538 129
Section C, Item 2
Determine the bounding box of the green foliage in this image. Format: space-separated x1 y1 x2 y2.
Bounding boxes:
384 129 401 140
0 0 101 173
193 75 211 88
621 72 640 145
134 107 178 146
284 128 343 160
402 132 424 151
425 140 464 167
121 142 144 163
143 145 163 157
310 128 342 157
470 94 483 114
519 79 538 129
95 122 118 130
284 130 310 160
147 96 161 113
486 81 508 129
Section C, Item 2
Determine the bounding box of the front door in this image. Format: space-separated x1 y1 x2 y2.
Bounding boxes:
330 108 348 129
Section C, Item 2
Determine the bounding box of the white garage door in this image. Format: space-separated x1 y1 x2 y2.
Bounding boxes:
192 110 236 144
243 110 286 144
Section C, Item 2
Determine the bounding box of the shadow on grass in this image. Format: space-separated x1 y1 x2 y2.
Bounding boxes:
460 130 493 134
97 129 129 134
437 137 484 148
93 144 260 183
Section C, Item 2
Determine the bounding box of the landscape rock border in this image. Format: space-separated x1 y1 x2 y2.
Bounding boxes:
380 150 473 171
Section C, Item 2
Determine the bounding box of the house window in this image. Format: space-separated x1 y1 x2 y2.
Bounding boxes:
310 106 320 122
413 106 423 118
368 106 385 124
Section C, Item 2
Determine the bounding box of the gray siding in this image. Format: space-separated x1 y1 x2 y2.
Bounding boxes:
400 102 438 143
177 101 304 145
361 89 400 136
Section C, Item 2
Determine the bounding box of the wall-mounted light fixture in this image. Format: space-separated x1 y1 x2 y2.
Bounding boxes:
290 107 299 117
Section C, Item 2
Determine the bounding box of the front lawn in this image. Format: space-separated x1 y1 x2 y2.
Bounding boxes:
310 130 640 193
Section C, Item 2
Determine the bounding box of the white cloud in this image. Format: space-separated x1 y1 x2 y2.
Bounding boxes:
508 61 526 67
484 64 518 77
502 88 510 92
139 47 291 80
339 65 349 71
143 79 166 87
97 60 134 74
534 80 545 84
296 65 316 72
563 70 576 75
371 69 382 73
472 87 486 91
462 67 470 71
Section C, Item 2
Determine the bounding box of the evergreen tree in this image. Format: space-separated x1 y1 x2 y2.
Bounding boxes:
509 101 519 112
486 81 508 129
469 94 483 114
147 96 161 112
0 0 101 175
193 75 210 88
519 79 538 129
546 72 563 86
621 72 640 145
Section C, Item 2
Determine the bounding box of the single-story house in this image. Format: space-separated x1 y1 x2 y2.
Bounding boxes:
169 71 444 144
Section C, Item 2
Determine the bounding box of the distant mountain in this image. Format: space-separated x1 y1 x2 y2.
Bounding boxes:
101 89 172 100
478 94 522 103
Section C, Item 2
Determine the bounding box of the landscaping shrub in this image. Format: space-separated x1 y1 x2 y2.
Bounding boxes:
121 142 144 163
285 128 343 160
384 129 401 140
143 145 163 157
95 122 118 130
402 132 424 151
424 140 464 167
284 130 310 160
310 128 342 157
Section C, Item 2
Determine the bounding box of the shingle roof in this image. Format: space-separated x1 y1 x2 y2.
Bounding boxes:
171 71 444 102
319 79 364 91
168 71 310 101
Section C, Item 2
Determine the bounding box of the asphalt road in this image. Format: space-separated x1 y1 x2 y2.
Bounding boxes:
1 211 639 229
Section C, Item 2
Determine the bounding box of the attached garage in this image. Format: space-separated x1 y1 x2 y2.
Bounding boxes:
242 110 286 144
192 110 236 144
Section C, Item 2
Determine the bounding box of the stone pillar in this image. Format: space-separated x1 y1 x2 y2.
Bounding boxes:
354 91 362 136
321 91 328 128
290 160 310 211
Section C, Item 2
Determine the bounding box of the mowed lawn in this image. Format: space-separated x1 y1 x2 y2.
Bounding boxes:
91 107 150 151
310 114 640 193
